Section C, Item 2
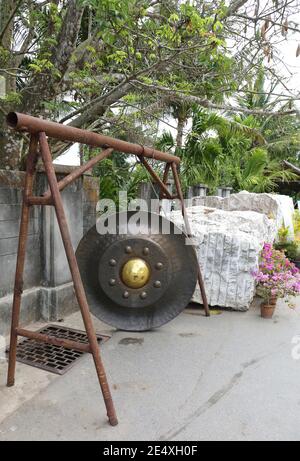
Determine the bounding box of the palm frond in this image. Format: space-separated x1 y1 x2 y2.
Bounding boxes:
267 134 300 154
190 109 265 145
155 131 175 152
242 148 268 181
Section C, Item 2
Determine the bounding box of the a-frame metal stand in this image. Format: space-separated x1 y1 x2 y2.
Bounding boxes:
7 133 118 426
6 111 210 427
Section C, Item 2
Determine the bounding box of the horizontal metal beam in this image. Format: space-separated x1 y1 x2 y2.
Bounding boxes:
7 112 180 164
16 328 91 353
26 196 53 206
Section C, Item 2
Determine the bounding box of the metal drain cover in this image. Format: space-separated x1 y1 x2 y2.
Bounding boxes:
7 324 110 375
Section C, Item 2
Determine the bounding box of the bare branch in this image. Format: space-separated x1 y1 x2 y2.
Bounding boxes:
132 80 298 117
225 0 250 17
233 13 300 33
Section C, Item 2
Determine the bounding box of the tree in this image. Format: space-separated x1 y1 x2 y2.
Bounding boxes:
236 67 300 162
157 108 296 192
0 0 299 170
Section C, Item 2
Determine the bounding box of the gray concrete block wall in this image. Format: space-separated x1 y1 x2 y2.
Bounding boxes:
82 176 99 235
36 170 84 287
0 173 41 298
0 167 99 335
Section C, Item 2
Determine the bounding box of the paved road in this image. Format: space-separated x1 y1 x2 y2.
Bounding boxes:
0 299 300 441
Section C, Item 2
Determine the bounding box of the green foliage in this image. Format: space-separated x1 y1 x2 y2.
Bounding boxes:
274 241 300 261
155 131 175 152
0 46 10 65
1 0 299 177
1 91 22 105
28 59 56 74
236 67 300 164
277 225 290 243
293 211 300 240
157 107 297 194
85 147 150 204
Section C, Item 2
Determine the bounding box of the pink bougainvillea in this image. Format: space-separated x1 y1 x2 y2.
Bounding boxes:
252 243 300 303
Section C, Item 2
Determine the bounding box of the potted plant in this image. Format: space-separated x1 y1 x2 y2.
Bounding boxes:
252 243 300 319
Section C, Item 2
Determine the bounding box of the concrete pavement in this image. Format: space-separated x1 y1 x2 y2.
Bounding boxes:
0 298 300 441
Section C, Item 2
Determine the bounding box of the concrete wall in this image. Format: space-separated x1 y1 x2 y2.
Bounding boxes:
0 167 99 335
0 170 40 299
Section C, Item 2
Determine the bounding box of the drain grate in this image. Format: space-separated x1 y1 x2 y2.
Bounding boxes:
7 324 110 375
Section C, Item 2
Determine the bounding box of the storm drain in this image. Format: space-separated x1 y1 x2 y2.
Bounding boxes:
7 324 110 375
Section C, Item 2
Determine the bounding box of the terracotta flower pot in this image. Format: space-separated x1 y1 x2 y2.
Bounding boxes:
261 302 276 319
269 296 277 306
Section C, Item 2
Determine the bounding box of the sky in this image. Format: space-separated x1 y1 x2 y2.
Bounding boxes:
277 27 300 95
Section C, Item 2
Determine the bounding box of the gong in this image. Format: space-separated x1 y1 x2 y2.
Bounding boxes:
76 211 198 331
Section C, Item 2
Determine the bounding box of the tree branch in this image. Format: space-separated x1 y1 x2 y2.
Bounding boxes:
131 80 298 117
0 0 22 43
53 0 85 76
225 0 249 17
233 13 300 33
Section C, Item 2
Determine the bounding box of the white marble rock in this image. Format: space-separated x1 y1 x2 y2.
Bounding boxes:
191 191 294 239
170 206 276 311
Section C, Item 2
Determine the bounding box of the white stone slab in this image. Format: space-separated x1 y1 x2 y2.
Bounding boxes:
170 206 276 310
192 191 295 240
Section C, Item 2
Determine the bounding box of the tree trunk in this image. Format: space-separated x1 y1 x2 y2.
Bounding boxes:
176 114 186 149
0 0 22 169
0 113 23 170
0 1 84 169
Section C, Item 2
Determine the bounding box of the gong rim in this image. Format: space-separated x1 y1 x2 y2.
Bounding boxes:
75 211 198 331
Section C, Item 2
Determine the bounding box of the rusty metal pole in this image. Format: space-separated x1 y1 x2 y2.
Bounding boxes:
140 157 173 199
7 112 180 165
171 162 210 317
38 132 118 426
159 163 171 199
159 163 171 215
7 135 39 386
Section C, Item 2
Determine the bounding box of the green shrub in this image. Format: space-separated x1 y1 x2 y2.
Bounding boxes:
275 241 300 261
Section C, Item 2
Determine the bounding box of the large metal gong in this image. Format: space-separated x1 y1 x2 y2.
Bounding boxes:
76 211 198 331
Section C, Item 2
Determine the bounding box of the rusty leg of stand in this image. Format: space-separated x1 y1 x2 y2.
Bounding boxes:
158 163 171 214
160 163 171 197
7 135 39 386
38 132 118 426
140 157 173 199
171 162 210 317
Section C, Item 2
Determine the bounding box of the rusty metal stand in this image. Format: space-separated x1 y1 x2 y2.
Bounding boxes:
7 133 118 427
6 111 210 429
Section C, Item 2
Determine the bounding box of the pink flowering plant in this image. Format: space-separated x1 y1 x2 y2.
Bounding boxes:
252 243 300 305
